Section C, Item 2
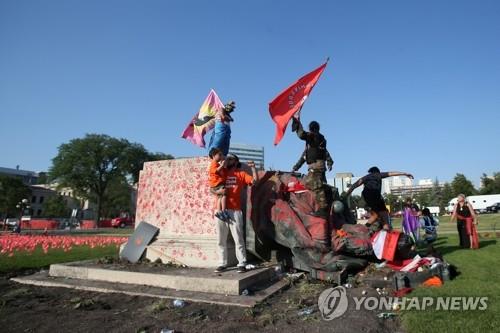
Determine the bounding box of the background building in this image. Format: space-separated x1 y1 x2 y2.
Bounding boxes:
0 166 39 185
389 178 444 197
228 143 265 170
327 172 354 194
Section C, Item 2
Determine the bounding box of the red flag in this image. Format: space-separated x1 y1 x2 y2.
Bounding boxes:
269 61 328 145
371 230 401 262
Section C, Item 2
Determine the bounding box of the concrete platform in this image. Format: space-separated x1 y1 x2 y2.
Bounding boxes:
12 271 289 308
48 260 276 296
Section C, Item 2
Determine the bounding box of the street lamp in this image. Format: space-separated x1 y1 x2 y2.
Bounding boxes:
15 199 30 233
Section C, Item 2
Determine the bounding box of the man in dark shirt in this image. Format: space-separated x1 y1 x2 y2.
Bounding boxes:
291 118 334 218
345 166 413 228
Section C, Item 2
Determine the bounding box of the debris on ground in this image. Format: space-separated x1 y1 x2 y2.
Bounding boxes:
160 328 175 333
172 299 186 308
377 312 397 319
297 306 316 316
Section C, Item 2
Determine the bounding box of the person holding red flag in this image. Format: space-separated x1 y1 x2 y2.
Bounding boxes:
291 117 333 218
269 60 328 145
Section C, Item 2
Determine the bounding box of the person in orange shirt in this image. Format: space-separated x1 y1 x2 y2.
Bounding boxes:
214 153 258 273
208 148 229 222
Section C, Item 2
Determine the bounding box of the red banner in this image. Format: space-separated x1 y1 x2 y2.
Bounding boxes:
269 61 328 145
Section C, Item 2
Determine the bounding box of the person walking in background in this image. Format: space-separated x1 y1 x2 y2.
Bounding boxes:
451 194 479 249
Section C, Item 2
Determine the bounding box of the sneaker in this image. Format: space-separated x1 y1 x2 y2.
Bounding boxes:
214 265 227 273
214 211 225 221
237 265 246 273
222 210 232 221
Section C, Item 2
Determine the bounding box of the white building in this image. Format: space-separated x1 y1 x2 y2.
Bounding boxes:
387 176 414 189
418 178 434 186
327 175 392 195
228 143 265 170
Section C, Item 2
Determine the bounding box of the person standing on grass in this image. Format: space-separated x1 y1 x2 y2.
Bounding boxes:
214 153 258 273
402 197 421 244
451 194 479 249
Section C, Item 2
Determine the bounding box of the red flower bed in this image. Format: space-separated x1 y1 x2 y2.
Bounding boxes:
0 234 128 257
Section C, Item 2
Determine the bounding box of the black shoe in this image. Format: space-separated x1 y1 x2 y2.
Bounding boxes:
214 211 225 221
214 265 227 273
222 210 232 221
237 266 246 273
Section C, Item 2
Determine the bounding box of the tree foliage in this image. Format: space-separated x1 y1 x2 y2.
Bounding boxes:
43 195 70 218
100 177 133 218
383 193 398 211
428 178 442 206
414 189 432 208
0 175 31 218
350 194 366 209
439 182 454 212
451 173 477 197
37 172 48 184
49 134 173 222
480 172 500 195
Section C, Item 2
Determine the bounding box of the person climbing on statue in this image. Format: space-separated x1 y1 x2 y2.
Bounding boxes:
291 117 334 218
207 100 235 156
344 167 414 230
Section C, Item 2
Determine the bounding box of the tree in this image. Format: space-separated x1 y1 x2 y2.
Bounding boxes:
451 173 477 197
100 176 133 218
428 178 442 206
43 195 70 218
124 143 174 184
0 175 31 218
49 134 173 223
439 182 454 213
37 172 48 184
350 194 366 209
415 189 432 208
383 193 398 211
480 172 500 194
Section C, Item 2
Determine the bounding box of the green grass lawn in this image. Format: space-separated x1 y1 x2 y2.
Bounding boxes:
401 233 499 333
0 245 120 273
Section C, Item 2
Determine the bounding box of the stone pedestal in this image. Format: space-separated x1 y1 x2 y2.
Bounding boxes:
135 157 236 267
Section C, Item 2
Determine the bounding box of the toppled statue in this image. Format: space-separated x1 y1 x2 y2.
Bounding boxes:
246 170 416 281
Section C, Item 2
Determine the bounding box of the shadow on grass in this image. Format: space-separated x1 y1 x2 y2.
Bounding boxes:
435 239 497 256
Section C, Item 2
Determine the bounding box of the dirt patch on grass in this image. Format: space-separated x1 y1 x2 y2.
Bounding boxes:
0 270 403 333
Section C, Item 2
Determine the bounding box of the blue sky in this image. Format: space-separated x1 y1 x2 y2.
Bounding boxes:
1 0 499 186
